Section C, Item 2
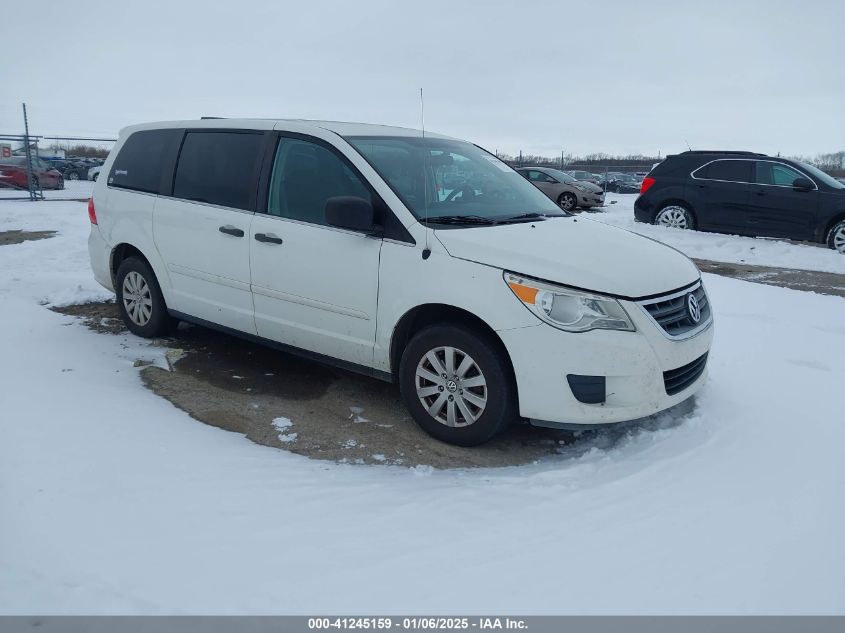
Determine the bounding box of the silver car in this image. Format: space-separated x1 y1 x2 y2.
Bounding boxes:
517 167 605 211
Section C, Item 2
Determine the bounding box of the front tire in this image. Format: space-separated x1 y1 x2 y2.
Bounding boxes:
655 204 694 229
399 324 516 446
115 257 176 337
827 220 845 254
558 192 578 212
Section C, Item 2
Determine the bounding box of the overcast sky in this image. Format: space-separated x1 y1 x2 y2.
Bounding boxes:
2 0 843 157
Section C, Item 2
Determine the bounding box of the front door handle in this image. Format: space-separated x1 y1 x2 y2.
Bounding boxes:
753 189 766 196
219 225 244 237
255 232 283 244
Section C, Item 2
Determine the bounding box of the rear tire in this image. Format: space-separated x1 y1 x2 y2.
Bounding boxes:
827 220 845 254
399 324 516 446
115 257 176 337
655 204 694 229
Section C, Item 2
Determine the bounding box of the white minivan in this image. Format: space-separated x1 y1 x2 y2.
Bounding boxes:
88 119 714 446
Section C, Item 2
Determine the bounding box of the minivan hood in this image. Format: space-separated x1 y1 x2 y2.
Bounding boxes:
434 217 699 299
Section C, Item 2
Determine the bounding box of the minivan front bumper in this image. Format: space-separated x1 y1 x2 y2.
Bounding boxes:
497 302 714 427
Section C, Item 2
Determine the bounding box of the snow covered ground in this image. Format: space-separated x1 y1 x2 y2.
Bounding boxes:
1 198 844 614
0 179 94 201
594 193 845 274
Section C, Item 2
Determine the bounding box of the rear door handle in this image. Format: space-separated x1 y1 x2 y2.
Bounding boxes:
219 225 244 237
753 189 766 196
255 232 283 244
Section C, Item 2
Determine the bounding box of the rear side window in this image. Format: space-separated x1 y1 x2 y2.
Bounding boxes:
173 131 264 210
696 159 752 183
109 129 180 193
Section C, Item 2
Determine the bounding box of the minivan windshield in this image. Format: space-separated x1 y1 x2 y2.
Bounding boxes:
345 136 563 224
798 161 845 190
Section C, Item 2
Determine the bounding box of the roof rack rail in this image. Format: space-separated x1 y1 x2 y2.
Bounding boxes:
679 150 764 156
200 116 225 120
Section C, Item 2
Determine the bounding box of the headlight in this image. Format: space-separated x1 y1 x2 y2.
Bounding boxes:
504 272 635 333
572 184 586 192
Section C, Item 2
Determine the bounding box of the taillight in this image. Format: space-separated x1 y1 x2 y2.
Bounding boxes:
640 176 656 195
87 197 97 225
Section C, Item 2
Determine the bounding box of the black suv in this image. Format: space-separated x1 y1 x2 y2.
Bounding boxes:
634 151 845 253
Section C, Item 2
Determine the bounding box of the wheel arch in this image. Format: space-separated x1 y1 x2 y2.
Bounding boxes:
389 303 518 392
822 212 845 245
110 242 168 292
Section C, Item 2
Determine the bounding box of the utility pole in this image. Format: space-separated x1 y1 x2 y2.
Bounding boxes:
519 150 523 167
22 103 40 202
560 150 564 169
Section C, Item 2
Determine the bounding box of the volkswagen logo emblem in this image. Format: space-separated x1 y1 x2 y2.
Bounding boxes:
687 293 702 324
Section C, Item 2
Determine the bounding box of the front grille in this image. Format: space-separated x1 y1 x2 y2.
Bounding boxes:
664 353 708 395
639 282 711 338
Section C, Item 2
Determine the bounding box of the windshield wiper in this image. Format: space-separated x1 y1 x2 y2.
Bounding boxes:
497 212 551 224
424 215 499 226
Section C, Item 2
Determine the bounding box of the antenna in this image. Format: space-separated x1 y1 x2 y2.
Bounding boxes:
420 88 426 139
420 88 431 260
685 139 692 151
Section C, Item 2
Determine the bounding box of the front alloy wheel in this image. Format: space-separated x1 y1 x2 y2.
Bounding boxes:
559 192 578 211
655 205 692 229
399 324 516 446
415 346 487 428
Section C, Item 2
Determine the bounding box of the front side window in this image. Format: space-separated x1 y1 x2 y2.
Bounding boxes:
697 159 752 183
110 129 181 194
527 170 555 183
267 137 371 225
756 162 804 186
345 136 561 223
173 131 263 210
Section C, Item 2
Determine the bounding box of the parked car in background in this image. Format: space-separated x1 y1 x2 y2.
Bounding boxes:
517 167 605 211
564 170 601 185
0 156 64 190
603 172 642 193
47 158 90 180
88 119 712 446
635 150 845 253
88 165 102 181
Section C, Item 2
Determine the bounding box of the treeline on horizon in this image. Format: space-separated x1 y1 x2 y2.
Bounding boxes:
496 150 845 175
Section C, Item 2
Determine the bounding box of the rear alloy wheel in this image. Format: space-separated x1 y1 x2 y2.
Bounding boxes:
399 324 516 446
655 205 693 229
68 171 80 181
115 257 176 337
558 192 578 212
827 220 845 254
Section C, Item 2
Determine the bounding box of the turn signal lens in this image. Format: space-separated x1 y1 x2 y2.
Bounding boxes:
507 280 538 305
640 177 656 195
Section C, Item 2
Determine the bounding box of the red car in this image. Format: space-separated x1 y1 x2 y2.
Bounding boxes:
0 156 64 190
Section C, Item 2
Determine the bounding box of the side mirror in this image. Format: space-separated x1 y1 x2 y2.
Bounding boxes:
325 196 378 233
793 177 814 191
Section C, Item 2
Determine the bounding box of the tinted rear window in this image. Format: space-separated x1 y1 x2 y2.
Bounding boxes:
109 129 180 193
172 131 263 211
697 160 752 183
